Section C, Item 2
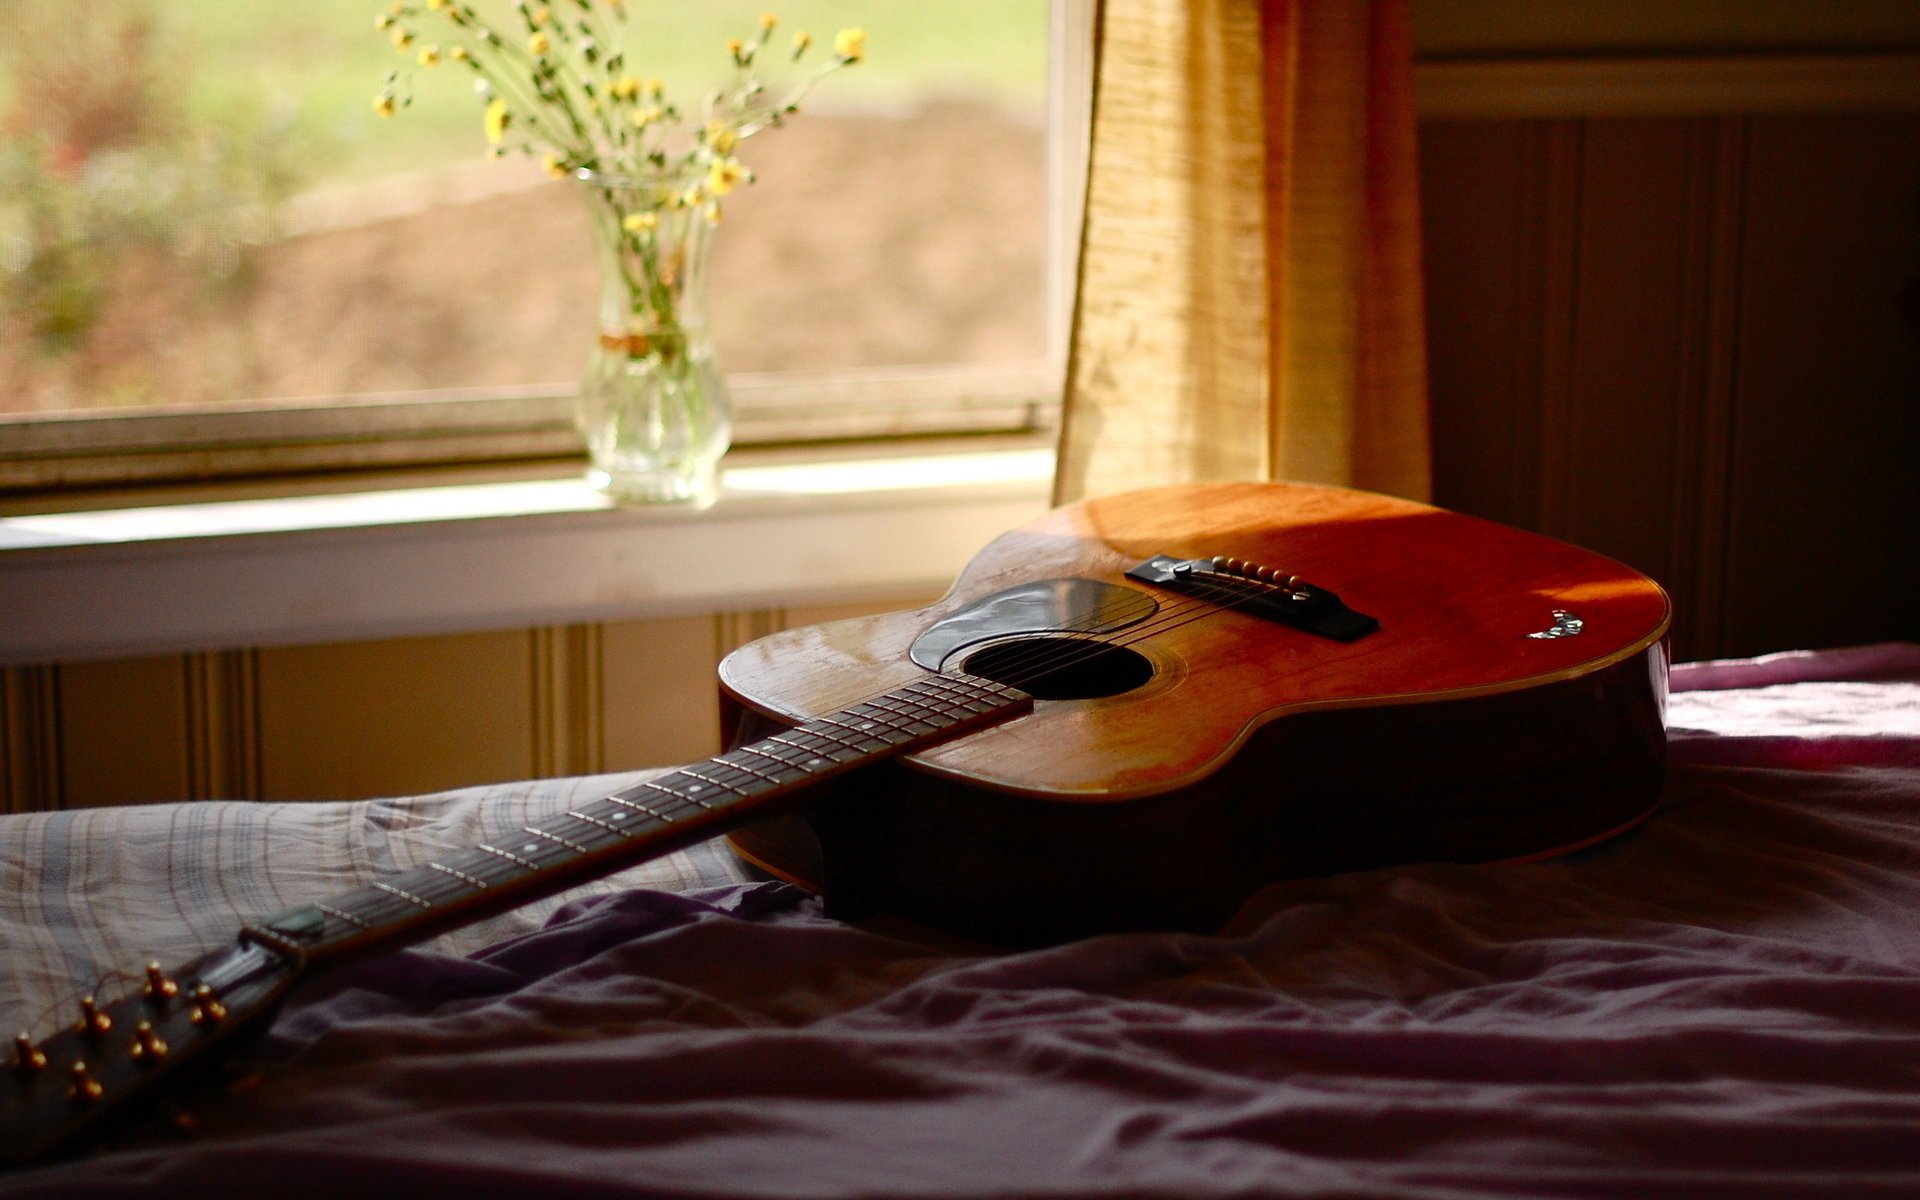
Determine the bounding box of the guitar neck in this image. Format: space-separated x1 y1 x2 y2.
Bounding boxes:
243 671 1032 968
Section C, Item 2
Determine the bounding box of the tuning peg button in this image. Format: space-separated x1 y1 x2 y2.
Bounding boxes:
130 1021 169 1064
188 985 228 1027
67 1061 104 1104
13 1033 46 1073
143 963 180 1002
74 997 112 1038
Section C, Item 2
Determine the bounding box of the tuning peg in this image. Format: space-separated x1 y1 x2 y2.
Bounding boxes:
66 1061 104 1104
74 997 112 1038
130 1021 169 1064
143 962 180 1002
13 1033 46 1073
188 984 227 1027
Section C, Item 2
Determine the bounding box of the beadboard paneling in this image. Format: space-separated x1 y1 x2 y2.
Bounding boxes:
256 631 538 802
1421 109 1920 660
57 656 192 809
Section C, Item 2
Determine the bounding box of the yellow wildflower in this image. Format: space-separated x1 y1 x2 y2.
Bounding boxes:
531 6 551 25
484 97 510 145
834 27 866 61
417 45 441 67
725 37 744 59
628 104 662 128
759 12 777 33
450 46 470 62
610 76 641 100
542 154 569 178
375 14 393 30
704 121 739 155
426 0 447 9
373 95 397 118
646 78 664 97
391 26 415 50
792 30 812 53
528 31 551 56
706 158 748 196
621 211 657 233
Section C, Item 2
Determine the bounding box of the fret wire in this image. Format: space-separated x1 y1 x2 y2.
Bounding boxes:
566 809 633 839
713 753 787 785
506 832 577 865
916 675 1014 707
697 759 776 794
884 687 961 717
524 826 590 855
428 861 490 890
373 881 433 909
816 714 911 746
845 701 922 733
671 766 746 801
619 790 681 821
787 722 873 754
768 731 860 763
391 869 467 907
443 845 525 886
731 743 815 778
639 780 702 811
349 890 421 926
904 685 997 718
863 696 943 732
478 842 539 871
317 902 372 930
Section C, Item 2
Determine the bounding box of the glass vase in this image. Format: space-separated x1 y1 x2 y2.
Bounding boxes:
574 168 732 505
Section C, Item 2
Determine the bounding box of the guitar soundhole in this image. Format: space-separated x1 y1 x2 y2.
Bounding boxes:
960 636 1155 701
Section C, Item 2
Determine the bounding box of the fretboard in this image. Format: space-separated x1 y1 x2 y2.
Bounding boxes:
240 672 1030 965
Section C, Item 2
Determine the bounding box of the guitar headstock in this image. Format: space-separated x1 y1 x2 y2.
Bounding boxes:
0 941 301 1169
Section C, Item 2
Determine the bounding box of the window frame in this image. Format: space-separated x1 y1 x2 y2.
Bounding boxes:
0 1 1095 496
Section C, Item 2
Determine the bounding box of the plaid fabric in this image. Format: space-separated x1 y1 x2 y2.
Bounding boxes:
0 770 749 1038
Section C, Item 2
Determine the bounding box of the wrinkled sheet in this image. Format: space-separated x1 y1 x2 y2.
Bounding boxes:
5 645 1920 1198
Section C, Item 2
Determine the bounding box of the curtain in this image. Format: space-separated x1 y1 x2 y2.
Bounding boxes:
1053 0 1431 504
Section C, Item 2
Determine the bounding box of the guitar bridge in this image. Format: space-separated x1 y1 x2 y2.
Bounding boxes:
1125 555 1380 643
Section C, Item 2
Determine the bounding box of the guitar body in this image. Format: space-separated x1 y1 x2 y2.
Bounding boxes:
721 481 1670 945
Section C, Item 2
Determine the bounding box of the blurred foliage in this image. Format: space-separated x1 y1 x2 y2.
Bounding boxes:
0 0 313 353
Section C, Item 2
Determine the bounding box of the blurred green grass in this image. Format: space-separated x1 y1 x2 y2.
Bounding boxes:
14 1 1049 187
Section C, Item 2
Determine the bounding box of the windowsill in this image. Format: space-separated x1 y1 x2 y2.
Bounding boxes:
0 442 1057 667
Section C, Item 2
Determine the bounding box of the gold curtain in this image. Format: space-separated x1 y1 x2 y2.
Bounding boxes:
1054 0 1431 504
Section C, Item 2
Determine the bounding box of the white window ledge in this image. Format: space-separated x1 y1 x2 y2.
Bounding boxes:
0 446 1057 666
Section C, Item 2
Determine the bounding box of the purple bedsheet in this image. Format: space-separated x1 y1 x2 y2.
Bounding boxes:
8 646 1920 1198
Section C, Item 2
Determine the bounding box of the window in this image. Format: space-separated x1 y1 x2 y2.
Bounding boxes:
0 1 1087 492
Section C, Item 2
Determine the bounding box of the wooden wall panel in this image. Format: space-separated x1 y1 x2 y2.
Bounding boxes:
1422 108 1920 660
599 615 729 772
56 656 192 809
1723 114 1920 655
256 631 536 801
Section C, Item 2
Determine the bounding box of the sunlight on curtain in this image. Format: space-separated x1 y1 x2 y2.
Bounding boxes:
1055 0 1430 504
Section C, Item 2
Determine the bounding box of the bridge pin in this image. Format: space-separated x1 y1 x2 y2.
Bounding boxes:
130 1021 169 1063
67 1061 104 1104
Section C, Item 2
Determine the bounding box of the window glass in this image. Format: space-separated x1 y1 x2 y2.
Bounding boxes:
0 1 1049 417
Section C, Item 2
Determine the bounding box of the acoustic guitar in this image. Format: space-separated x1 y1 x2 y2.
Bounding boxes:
0 481 1670 1167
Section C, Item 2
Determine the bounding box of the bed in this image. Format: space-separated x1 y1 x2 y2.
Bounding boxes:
1 643 1916 1196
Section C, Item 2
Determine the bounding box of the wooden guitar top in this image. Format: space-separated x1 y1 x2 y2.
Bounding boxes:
718 482 1670 801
